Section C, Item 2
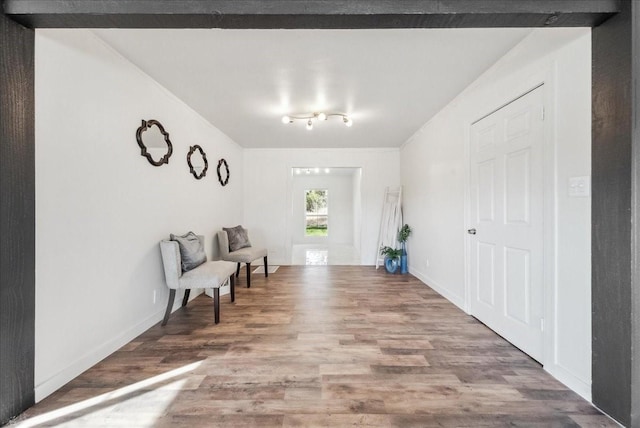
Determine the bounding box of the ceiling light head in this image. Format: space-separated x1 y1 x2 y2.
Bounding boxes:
325 168 330 173
282 111 351 129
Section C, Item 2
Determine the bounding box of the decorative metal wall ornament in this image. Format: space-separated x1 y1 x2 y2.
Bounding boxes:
217 158 230 186
135 119 173 166
187 145 208 180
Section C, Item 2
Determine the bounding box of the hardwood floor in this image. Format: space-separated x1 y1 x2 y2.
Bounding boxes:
13 266 614 427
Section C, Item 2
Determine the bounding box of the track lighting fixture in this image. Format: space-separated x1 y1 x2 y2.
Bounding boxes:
281 112 353 129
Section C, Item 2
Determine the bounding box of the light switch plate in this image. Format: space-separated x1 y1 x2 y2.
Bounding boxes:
569 176 590 197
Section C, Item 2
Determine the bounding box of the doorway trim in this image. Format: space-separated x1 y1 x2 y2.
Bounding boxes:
285 166 363 265
0 0 634 424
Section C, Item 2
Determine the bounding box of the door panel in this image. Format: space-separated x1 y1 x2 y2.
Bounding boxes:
477 242 496 307
469 86 544 362
505 148 531 224
504 246 530 324
477 160 496 222
505 108 531 140
477 125 497 152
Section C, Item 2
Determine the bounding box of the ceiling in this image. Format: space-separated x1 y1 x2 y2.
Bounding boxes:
93 28 532 149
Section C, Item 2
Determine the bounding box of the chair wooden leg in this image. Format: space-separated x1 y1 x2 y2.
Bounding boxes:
181 289 191 307
213 288 220 324
230 274 235 302
264 256 269 277
162 289 176 326
246 262 251 288
236 262 241 278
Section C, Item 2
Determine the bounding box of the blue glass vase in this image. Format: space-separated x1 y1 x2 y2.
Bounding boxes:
384 257 399 274
400 243 408 274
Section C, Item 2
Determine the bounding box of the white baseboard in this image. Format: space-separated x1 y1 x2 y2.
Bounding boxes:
409 266 466 312
545 364 591 402
35 308 164 402
35 288 214 402
409 267 593 405
35 272 593 412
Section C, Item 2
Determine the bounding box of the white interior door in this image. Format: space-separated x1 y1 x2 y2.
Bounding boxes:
469 87 544 362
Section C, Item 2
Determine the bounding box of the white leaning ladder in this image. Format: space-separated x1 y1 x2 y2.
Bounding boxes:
375 186 403 269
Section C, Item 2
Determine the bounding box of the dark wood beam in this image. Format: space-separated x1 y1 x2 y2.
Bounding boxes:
592 1 636 426
3 0 620 29
0 12 35 426
631 2 640 426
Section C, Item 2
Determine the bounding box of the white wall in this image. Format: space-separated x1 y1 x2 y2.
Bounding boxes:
34 26 592 406
35 30 244 400
353 169 363 252
244 149 400 265
400 29 592 399
291 174 354 245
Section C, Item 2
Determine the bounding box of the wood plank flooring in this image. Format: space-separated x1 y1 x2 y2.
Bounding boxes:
12 266 615 427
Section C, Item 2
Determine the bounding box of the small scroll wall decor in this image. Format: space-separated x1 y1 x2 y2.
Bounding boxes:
136 119 173 166
187 145 208 180
135 118 229 186
217 158 230 186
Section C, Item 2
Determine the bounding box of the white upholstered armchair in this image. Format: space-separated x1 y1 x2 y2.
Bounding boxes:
160 235 236 325
217 228 268 288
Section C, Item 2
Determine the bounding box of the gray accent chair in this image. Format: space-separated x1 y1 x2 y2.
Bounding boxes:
217 230 268 288
160 236 236 325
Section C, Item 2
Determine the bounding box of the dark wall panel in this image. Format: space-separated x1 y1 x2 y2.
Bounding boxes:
631 2 640 426
0 13 35 425
592 1 632 426
3 0 618 28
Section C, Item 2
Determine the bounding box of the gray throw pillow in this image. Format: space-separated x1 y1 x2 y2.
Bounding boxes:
223 225 251 252
170 231 206 272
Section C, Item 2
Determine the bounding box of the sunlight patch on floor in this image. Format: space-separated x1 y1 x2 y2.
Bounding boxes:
291 244 360 265
306 249 328 265
16 361 202 427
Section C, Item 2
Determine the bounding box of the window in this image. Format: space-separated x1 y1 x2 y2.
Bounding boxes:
305 189 328 236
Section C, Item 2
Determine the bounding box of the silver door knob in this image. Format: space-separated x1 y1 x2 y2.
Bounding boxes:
467 228 477 235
